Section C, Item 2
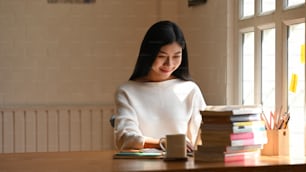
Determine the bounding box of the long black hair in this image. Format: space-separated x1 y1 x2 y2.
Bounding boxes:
129 20 192 81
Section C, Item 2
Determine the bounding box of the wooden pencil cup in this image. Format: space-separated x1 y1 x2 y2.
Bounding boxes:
261 129 289 156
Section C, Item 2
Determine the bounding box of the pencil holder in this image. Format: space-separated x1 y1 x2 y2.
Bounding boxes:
261 129 289 156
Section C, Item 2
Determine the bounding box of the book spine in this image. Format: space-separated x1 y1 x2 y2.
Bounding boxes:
232 125 266 133
224 151 260 162
231 137 267 146
233 120 265 126
230 132 253 140
230 114 261 122
230 131 267 140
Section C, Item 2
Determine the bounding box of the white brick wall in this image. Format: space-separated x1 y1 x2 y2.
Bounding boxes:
0 0 230 106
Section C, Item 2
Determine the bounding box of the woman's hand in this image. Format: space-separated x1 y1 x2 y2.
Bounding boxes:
144 137 194 153
186 141 194 153
144 137 162 149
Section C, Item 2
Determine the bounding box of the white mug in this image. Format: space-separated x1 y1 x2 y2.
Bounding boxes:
159 134 187 160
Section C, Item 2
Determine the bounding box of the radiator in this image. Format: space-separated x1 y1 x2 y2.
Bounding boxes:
0 105 115 153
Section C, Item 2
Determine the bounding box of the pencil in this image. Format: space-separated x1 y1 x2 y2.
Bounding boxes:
261 112 271 130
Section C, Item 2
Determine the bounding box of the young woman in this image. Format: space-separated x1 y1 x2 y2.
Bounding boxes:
114 20 206 152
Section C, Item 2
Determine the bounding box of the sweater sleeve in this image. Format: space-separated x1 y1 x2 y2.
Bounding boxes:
114 88 145 150
186 85 206 146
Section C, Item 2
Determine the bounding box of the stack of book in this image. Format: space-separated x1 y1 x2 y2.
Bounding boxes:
194 105 267 162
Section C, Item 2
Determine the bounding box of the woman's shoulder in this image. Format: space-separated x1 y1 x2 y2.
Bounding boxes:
174 79 202 91
116 80 138 90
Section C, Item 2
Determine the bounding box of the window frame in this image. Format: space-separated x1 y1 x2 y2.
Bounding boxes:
233 0 306 156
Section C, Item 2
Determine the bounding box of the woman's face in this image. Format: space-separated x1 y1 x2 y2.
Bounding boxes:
147 42 182 82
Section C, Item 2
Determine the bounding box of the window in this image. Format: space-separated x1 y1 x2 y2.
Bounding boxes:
286 0 305 8
241 0 255 18
242 32 255 105
287 23 305 156
261 28 276 113
260 0 275 14
235 0 306 157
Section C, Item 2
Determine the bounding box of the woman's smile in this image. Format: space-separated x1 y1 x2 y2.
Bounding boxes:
147 42 183 82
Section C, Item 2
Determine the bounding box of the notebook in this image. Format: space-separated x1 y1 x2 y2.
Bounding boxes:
113 149 165 159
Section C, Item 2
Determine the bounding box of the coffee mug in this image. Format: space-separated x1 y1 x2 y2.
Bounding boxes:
159 134 187 160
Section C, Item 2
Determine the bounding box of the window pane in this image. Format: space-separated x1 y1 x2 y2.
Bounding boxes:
287 22 305 157
261 28 276 113
242 32 255 105
286 0 305 7
260 0 276 13
241 0 255 18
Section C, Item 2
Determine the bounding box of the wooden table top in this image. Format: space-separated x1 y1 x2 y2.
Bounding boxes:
0 150 305 172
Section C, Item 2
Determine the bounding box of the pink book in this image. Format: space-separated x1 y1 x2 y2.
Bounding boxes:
231 137 267 146
224 150 260 162
230 131 267 140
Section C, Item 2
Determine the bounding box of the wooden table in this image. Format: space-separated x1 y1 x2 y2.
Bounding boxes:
0 150 305 172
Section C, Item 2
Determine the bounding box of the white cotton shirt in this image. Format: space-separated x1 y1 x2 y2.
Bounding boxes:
114 79 206 150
